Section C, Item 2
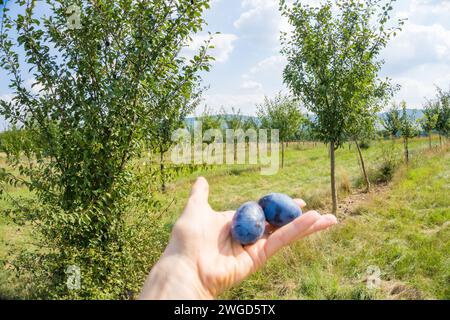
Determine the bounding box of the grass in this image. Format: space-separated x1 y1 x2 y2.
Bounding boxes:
221 145 450 299
161 138 431 223
0 136 448 299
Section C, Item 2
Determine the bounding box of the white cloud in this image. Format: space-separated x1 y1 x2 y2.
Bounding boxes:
233 0 323 50
184 33 238 63
383 23 450 75
250 55 286 74
237 55 286 96
390 63 450 108
233 0 287 44
380 1 450 107
398 0 450 27
241 80 263 90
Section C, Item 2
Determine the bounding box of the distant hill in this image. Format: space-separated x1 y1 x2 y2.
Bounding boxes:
0 109 425 133
187 109 424 125
379 109 424 120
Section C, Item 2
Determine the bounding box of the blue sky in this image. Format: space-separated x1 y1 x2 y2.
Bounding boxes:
1 0 450 127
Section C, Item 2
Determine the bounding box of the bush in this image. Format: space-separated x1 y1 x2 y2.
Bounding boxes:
8 162 167 299
359 141 371 150
375 144 401 183
354 144 401 188
376 160 396 183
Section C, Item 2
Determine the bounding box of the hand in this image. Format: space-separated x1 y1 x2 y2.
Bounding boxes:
139 177 337 300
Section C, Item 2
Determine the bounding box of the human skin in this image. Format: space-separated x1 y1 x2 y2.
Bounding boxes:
139 177 338 300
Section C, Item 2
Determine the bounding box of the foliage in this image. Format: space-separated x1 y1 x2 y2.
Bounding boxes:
257 93 304 143
257 93 304 167
0 0 211 298
399 102 418 139
420 100 439 148
243 115 260 131
434 87 450 138
198 105 223 138
146 76 205 192
420 102 439 135
383 103 402 138
0 126 36 158
221 107 245 132
295 115 319 142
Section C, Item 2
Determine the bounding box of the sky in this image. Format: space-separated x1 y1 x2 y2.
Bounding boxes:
1 0 450 127
189 0 450 115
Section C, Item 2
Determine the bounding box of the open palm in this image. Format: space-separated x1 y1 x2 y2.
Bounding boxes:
140 177 337 299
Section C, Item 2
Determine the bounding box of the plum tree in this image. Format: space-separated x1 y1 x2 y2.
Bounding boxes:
257 93 304 168
0 0 212 298
399 101 417 164
420 101 439 149
281 0 403 213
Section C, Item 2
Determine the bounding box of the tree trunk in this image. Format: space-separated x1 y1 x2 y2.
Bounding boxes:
404 137 409 164
160 150 166 192
355 140 370 192
429 131 432 149
281 141 285 169
330 142 337 215
439 134 442 147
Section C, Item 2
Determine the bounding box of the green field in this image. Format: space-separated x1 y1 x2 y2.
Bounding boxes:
1 137 449 299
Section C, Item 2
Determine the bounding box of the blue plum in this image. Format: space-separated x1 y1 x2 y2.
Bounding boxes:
231 202 266 245
258 193 302 227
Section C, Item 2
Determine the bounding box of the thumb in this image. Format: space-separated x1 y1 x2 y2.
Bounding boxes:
188 176 210 205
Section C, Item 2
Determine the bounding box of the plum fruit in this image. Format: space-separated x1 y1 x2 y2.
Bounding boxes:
258 193 302 227
231 201 266 245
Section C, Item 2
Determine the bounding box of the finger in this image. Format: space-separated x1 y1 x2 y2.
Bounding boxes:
222 210 235 221
265 211 320 256
293 198 306 208
264 211 337 258
242 213 317 272
188 176 209 204
301 214 337 238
